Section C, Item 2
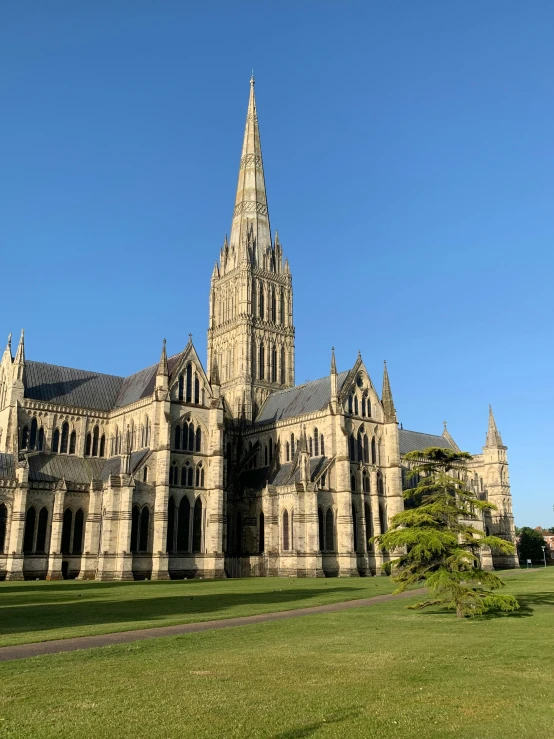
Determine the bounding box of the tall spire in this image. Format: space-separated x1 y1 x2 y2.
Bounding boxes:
14 329 24 365
330 346 337 375
229 76 271 265
381 360 397 423
485 405 503 447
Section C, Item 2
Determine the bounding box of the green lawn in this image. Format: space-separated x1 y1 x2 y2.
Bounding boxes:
0 569 552 739
0 576 399 647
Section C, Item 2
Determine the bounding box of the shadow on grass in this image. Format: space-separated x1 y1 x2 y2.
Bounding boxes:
409 590 554 620
0 586 361 638
271 709 360 738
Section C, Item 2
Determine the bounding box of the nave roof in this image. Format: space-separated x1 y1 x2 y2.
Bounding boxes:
23 351 187 411
255 371 350 425
398 429 455 455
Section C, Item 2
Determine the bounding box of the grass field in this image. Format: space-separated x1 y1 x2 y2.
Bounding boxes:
0 569 552 738
0 576 399 647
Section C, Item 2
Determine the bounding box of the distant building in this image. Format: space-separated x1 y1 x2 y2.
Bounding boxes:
0 79 518 580
535 529 554 560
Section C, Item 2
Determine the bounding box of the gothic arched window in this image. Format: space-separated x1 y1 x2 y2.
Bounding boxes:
178 374 184 401
320 434 325 456
85 433 92 457
282 509 289 551
352 503 358 552
69 430 77 455
92 426 99 457
188 423 195 452
194 377 200 404
361 397 366 417
60 422 69 454
36 507 48 553
52 428 60 454
371 437 377 464
318 508 324 551
186 363 193 403
280 290 285 325
259 344 265 380
259 284 265 320
23 507 36 553
130 505 140 553
325 509 334 551
285 442 290 462
195 427 202 452
177 496 190 551
280 346 285 384
365 502 372 550
363 434 369 464
351 474 356 492
271 288 276 322
314 428 319 456
73 509 84 555
37 426 44 451
290 433 295 457
139 506 150 552
271 346 277 382
21 425 29 450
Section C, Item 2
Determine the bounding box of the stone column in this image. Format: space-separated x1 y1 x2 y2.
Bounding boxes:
114 474 134 581
369 467 385 575
335 457 357 577
78 480 103 579
46 482 66 580
5 470 28 580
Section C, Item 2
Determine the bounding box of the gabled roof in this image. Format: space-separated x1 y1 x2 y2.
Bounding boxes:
255 371 349 425
399 429 455 456
24 351 187 412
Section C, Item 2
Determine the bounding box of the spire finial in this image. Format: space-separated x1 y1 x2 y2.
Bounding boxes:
14 328 25 365
188 333 193 344
251 70 255 85
381 360 397 423
443 420 447 430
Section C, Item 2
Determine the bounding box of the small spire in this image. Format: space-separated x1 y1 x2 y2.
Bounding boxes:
157 338 168 377
357 349 361 361
7 333 12 350
3 333 12 362
298 426 308 454
14 329 25 365
210 355 220 386
330 347 337 375
485 405 503 447
188 333 193 345
381 360 397 423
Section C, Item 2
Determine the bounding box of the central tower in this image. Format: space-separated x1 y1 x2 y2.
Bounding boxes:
207 77 295 421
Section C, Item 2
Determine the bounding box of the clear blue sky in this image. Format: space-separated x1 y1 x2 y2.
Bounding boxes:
1 2 552 526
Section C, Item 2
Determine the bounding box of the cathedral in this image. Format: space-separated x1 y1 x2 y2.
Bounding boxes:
0 78 518 581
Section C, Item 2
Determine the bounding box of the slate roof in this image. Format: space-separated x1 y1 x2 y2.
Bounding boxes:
24 352 186 412
255 371 350 425
240 456 327 488
0 453 15 480
25 450 150 485
399 429 454 456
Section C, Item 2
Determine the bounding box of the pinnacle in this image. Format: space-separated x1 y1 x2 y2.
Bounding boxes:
330 347 337 375
157 338 168 377
381 360 396 423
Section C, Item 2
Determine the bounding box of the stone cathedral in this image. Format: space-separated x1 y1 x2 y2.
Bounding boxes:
0 79 518 581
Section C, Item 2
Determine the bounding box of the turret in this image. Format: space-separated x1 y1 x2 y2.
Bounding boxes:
155 339 169 396
298 426 310 487
381 360 396 423
13 329 25 385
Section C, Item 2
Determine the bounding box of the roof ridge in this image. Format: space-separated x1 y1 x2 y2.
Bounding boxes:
27 359 124 381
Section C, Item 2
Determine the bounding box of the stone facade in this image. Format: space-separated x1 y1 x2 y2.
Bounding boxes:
0 78 518 581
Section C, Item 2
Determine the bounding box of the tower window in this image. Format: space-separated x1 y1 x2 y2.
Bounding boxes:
259 344 265 380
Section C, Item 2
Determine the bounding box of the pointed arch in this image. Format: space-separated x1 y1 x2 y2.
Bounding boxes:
314 428 319 456
271 345 277 382
36 507 48 553
259 283 265 319
178 374 184 401
320 434 325 456
280 346 286 384
318 508 324 551
188 423 195 453
177 496 190 552
195 426 202 452
92 426 99 456
363 434 369 464
61 508 72 555
371 437 377 464
280 289 285 325
99 434 105 457
259 343 265 380
69 430 77 455
325 508 334 551
85 433 92 457
23 507 36 553
282 509 289 551
37 426 44 451
364 502 372 550
194 376 200 404
186 363 193 403
52 428 60 454
73 508 84 555
271 287 276 322
21 425 29 449
139 506 150 552
60 422 69 454
29 418 38 449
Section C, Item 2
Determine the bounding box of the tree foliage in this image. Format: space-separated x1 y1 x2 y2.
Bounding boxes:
517 527 547 563
374 447 519 618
